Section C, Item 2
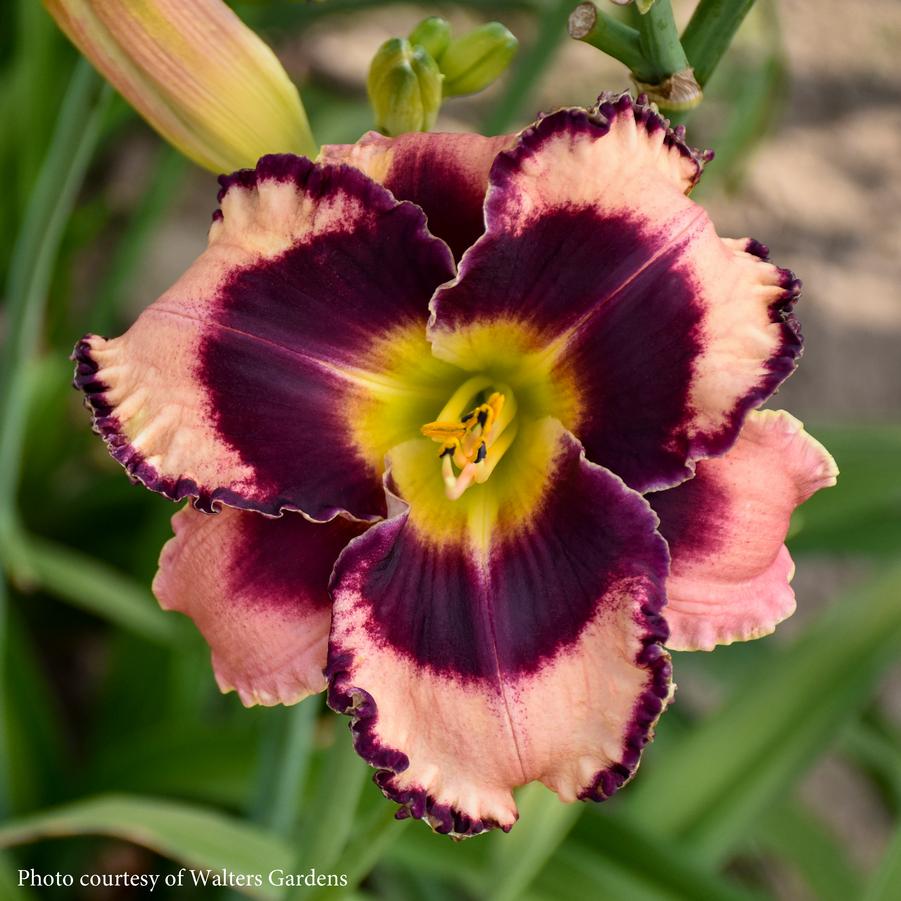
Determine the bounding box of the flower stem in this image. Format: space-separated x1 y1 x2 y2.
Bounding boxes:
634 0 690 80
568 3 656 80
682 0 756 87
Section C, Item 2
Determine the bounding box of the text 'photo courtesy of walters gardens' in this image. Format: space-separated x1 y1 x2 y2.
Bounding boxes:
18 868 350 892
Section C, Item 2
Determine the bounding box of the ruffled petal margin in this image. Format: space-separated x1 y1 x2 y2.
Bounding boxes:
428 93 802 493
153 505 367 706
321 130 514 260
650 410 838 651
326 419 671 836
74 154 455 521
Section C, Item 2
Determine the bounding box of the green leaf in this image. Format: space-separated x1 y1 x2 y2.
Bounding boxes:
624 563 901 862
5 528 182 645
487 783 581 901
0 57 108 822
841 722 901 811
88 146 187 335
0 851 37 900
682 0 756 88
317 802 410 898
0 795 292 900
864 818 901 901
384 821 487 895
0 61 107 515
82 724 259 807
250 698 318 835
534 836 762 901
755 801 862 901
284 725 369 899
2 611 66 812
561 812 763 901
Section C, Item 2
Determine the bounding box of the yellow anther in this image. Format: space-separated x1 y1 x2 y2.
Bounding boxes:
421 421 468 442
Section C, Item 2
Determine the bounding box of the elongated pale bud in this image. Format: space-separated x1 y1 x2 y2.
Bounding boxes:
409 16 452 61
440 22 518 97
44 0 315 172
367 38 443 136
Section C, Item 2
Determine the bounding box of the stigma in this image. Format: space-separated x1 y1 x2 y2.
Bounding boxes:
421 378 518 500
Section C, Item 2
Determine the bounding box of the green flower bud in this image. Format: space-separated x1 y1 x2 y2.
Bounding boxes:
367 38 443 136
409 16 452 62
440 22 518 98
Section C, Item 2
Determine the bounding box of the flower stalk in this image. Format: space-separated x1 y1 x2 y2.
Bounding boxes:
682 0 757 87
571 0 725 115
633 0 702 111
568 3 655 80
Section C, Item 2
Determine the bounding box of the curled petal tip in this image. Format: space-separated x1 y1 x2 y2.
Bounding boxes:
45 0 315 171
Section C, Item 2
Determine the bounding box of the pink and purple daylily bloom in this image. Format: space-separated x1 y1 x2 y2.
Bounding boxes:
74 93 836 837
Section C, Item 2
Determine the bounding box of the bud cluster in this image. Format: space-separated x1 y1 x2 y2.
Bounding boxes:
367 16 518 136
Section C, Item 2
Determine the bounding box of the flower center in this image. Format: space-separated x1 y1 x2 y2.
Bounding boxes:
420 376 518 500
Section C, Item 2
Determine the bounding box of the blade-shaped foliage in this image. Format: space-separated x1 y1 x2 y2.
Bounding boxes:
0 795 292 900
625 563 901 862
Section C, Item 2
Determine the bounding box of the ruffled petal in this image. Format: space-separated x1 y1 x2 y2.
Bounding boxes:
153 504 367 706
428 94 802 493
74 155 456 521
650 410 838 652
321 131 514 259
327 418 670 836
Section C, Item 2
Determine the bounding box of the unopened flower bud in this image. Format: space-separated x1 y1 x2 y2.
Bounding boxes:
45 0 315 172
409 16 452 61
367 38 443 136
440 23 518 98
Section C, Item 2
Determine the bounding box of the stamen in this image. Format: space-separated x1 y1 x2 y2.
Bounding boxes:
474 420 518 484
421 382 518 500
435 375 493 422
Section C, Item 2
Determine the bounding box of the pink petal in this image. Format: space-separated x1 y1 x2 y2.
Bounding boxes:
74 155 455 521
650 410 838 651
326 419 671 836
429 93 801 493
153 504 367 706
321 130 514 259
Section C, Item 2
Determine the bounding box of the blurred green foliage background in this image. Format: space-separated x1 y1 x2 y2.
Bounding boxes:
1 1 900 899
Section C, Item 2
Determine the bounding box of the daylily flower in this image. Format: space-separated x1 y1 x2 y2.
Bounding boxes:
73 93 836 837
